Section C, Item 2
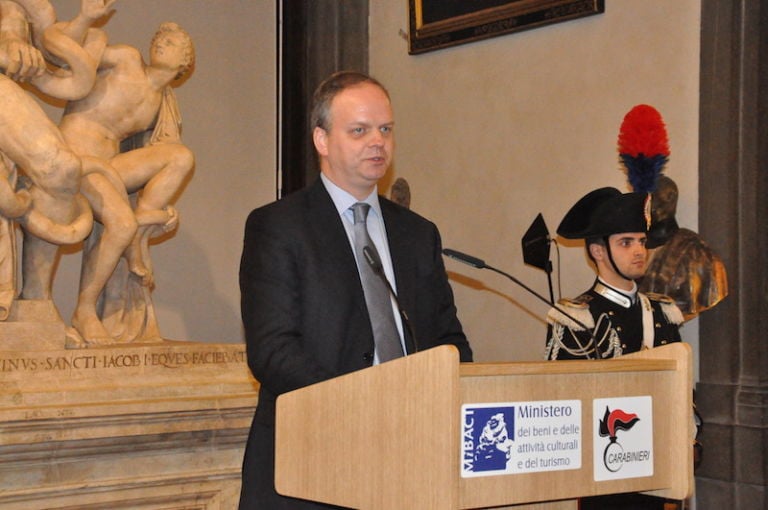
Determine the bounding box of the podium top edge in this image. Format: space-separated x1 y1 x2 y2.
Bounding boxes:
460 357 678 377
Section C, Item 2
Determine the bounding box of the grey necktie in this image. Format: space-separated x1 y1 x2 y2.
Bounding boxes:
350 203 404 362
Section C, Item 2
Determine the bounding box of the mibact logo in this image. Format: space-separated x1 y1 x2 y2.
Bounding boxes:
461 399 582 478
462 405 516 475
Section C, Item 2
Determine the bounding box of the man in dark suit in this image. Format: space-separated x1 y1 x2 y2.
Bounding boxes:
238 71 472 509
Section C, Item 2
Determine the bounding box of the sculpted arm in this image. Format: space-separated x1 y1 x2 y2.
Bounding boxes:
0 0 47 80
29 0 117 100
56 0 116 44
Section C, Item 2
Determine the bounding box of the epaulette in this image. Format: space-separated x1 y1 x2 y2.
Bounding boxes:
547 296 595 331
644 292 675 304
561 294 593 307
643 292 685 325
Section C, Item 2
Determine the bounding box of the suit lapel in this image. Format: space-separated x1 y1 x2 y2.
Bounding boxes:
305 180 368 313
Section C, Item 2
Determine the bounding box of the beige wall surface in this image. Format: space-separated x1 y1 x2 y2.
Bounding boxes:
41 0 276 344
370 2 701 364
33 2 700 366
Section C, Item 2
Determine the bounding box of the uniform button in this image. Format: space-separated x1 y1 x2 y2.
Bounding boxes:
655 322 661 328
609 311 615 316
661 340 668 345
616 326 622 332
622 343 627 349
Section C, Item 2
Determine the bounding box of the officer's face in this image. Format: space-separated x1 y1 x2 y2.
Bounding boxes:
606 233 648 281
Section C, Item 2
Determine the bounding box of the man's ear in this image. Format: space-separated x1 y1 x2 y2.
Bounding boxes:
588 242 605 262
313 126 328 156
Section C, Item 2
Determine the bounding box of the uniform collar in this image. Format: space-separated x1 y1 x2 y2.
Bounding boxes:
593 278 637 308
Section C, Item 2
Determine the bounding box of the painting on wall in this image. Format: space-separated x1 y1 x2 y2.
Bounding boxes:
407 0 605 54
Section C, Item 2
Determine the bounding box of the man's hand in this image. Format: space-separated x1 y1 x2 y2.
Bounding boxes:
0 37 45 80
79 0 117 22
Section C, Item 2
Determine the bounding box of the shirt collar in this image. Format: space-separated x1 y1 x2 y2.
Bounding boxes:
321 174 382 219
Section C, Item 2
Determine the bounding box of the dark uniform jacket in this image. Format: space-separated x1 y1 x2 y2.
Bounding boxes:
545 279 684 509
545 279 683 360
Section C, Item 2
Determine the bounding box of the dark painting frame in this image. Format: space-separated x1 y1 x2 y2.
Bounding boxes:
408 0 605 55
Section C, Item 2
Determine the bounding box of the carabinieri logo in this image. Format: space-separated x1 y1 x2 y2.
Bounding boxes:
598 405 647 473
593 396 653 481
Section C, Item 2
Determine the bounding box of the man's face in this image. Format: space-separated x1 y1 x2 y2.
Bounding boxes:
604 232 648 281
150 30 189 73
313 83 394 199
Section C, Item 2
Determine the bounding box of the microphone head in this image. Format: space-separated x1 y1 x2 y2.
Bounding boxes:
442 248 486 269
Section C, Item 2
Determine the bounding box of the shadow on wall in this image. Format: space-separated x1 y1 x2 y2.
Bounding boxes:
151 228 243 343
446 270 547 329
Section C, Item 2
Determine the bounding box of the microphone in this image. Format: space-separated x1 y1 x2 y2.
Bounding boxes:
442 248 600 360
443 248 554 308
443 248 486 269
363 246 419 354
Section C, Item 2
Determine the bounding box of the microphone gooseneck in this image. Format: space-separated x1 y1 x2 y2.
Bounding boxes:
442 247 600 360
444 249 551 309
362 246 419 354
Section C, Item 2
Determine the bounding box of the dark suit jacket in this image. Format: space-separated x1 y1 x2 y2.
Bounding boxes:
238 178 472 509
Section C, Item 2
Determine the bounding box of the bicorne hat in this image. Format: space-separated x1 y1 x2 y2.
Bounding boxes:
557 187 652 240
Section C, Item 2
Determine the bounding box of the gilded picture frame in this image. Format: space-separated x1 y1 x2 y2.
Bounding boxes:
407 0 605 55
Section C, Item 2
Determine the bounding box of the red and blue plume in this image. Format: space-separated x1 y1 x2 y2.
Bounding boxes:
617 104 670 193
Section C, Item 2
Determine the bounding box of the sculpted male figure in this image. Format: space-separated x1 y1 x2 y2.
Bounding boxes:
58 21 195 344
0 0 113 317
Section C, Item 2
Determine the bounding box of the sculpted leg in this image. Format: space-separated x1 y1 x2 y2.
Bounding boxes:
0 77 94 298
113 144 193 283
71 171 136 344
18 149 86 299
19 235 57 300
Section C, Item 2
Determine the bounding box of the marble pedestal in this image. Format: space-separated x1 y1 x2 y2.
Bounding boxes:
0 300 259 509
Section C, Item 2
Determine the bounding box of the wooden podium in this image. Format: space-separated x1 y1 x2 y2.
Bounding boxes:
275 343 693 509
